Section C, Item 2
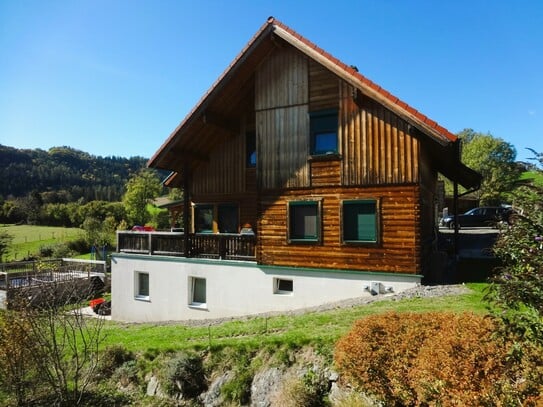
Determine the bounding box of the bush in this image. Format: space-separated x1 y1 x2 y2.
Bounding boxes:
111 360 140 388
274 368 329 407
162 352 206 398
97 344 135 377
334 312 541 406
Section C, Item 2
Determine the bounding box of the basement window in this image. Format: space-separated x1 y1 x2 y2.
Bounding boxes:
189 277 207 309
135 271 150 301
274 278 293 295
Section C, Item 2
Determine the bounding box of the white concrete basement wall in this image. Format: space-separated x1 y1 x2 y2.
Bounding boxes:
111 254 421 323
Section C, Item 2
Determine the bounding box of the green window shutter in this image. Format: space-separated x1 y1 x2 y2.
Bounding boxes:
289 201 320 242
343 200 377 242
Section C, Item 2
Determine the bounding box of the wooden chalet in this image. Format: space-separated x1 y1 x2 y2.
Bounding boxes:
112 18 480 322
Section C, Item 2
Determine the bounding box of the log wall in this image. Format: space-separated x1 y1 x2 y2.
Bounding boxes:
258 185 421 274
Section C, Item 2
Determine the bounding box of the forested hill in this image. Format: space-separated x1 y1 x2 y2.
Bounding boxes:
0 145 149 202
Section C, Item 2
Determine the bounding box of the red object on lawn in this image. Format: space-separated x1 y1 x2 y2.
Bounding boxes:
89 298 105 309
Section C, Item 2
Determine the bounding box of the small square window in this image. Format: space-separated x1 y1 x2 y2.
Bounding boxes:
288 201 321 243
310 110 338 155
189 277 207 307
274 278 293 294
135 272 149 300
342 199 379 243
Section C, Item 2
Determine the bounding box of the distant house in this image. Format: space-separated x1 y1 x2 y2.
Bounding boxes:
111 17 480 322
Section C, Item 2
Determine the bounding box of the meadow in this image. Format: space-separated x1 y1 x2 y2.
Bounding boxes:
1 224 83 262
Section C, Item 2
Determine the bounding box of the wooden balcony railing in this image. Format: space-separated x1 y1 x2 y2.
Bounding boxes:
116 231 256 261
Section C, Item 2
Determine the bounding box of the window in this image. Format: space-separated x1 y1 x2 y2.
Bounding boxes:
194 204 214 233
246 131 256 168
189 277 206 307
310 109 338 155
218 204 239 233
288 200 321 243
342 199 379 243
274 278 293 294
135 272 149 300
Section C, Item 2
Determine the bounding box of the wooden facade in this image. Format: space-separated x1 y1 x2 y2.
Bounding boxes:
147 18 481 278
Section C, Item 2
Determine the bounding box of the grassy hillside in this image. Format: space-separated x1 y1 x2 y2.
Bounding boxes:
1 224 82 262
102 284 487 354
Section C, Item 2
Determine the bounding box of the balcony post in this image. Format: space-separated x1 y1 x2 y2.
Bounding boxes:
183 164 191 258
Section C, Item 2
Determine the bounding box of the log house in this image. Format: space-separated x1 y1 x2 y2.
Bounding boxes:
111 18 480 322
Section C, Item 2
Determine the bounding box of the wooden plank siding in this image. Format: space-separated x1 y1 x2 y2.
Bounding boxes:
186 44 432 275
339 82 420 186
256 47 310 189
258 185 421 274
309 60 339 111
192 130 246 195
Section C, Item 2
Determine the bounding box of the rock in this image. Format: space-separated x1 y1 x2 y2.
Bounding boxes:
250 367 284 407
146 375 160 397
200 371 233 407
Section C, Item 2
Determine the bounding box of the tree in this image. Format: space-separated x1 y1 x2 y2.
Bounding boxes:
0 269 106 405
486 150 543 346
0 230 13 262
122 169 163 226
457 129 520 205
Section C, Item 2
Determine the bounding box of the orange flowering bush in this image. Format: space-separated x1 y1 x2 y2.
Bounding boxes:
334 312 542 406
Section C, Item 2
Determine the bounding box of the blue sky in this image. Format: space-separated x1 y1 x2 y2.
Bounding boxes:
1 0 542 162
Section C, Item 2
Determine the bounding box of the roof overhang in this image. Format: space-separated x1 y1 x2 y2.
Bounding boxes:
148 17 480 191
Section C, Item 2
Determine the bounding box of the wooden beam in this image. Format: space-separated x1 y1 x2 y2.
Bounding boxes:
202 111 239 134
169 147 210 163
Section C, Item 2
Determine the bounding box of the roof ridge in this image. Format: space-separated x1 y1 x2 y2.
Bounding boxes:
269 18 457 143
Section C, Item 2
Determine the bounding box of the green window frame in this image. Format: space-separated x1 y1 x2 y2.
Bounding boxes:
288 200 321 243
342 199 379 243
310 109 338 155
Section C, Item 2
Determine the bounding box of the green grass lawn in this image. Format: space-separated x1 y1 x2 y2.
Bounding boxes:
101 283 488 355
1 224 83 262
520 170 543 186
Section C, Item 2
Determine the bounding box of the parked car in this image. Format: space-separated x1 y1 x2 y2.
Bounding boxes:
441 206 512 229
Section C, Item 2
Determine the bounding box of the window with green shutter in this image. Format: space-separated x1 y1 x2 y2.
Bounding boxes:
288 200 321 243
342 199 379 243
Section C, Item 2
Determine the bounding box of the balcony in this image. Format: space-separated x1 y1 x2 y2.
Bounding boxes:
116 231 256 261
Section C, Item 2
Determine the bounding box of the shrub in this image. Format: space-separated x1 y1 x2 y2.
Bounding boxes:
274 368 329 407
335 312 541 406
111 360 140 388
162 352 206 398
97 344 135 377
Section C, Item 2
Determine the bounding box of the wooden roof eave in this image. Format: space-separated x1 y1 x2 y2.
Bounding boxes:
147 22 275 170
